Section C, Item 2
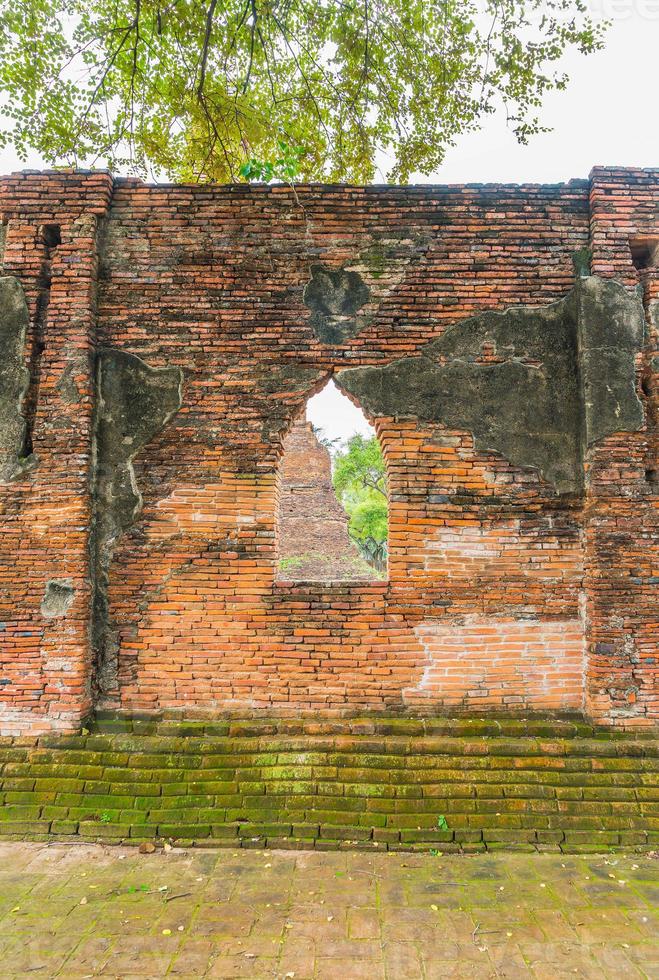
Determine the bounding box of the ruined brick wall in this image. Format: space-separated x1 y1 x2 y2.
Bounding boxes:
277 419 377 582
0 172 113 734
0 169 656 733
584 169 659 726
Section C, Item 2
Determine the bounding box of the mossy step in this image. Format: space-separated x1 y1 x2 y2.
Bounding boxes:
1 718 656 853
15 733 658 759
0 816 656 854
88 712 656 741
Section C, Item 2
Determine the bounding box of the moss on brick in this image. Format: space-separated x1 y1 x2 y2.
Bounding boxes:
0 725 656 852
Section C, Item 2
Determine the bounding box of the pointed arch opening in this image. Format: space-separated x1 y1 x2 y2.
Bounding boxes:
276 378 388 582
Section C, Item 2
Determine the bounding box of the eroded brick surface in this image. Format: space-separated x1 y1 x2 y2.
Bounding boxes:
407 617 585 711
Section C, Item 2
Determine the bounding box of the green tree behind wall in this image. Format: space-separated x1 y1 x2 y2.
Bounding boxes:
333 433 388 569
0 1 606 182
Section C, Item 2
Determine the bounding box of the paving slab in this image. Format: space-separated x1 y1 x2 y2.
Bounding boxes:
0 842 656 978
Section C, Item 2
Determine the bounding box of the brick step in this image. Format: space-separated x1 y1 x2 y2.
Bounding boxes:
89 712 657 740
4 765 657 783
22 734 659 759
1 723 657 852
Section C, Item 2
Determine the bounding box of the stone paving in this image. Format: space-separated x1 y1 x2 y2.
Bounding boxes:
0 843 657 979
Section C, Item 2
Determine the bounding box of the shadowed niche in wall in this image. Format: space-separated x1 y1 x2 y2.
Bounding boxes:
21 224 61 458
277 380 388 582
0 276 31 483
336 277 644 494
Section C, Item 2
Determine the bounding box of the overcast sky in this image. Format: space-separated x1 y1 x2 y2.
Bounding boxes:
2 2 657 442
415 1 659 186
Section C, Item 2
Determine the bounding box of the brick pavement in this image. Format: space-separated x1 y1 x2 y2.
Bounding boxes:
0 842 656 978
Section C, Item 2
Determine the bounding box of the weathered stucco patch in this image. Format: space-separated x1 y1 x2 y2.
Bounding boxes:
304 236 428 344
41 580 75 619
0 276 31 482
404 615 586 711
576 277 645 445
304 266 370 343
92 348 183 694
94 349 184 540
336 276 644 493
55 358 85 405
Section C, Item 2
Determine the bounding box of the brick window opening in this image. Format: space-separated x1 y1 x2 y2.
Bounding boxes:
276 379 388 582
630 237 659 271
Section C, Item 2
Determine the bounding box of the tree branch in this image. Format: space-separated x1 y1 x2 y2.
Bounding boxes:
242 0 258 94
198 0 219 98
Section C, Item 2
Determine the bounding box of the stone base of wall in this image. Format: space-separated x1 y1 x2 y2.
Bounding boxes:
1 716 656 853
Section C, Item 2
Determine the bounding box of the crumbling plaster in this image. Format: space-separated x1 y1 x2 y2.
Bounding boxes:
336 276 644 493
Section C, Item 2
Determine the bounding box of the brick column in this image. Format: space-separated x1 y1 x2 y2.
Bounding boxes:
0 171 113 734
584 168 659 727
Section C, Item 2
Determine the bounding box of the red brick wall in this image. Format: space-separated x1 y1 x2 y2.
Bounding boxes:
585 168 659 727
0 169 656 732
406 617 585 711
0 171 113 734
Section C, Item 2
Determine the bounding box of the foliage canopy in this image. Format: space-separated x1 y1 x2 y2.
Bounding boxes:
333 433 388 550
0 0 605 182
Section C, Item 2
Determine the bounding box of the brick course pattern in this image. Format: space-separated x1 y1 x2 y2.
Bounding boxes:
407 617 585 711
0 167 657 735
0 717 656 852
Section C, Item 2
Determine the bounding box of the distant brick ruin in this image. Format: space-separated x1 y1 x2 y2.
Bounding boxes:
0 168 657 735
277 418 377 582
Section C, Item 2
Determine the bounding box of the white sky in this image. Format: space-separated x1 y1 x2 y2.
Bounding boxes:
307 380 374 444
414 1 659 185
1 2 657 442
